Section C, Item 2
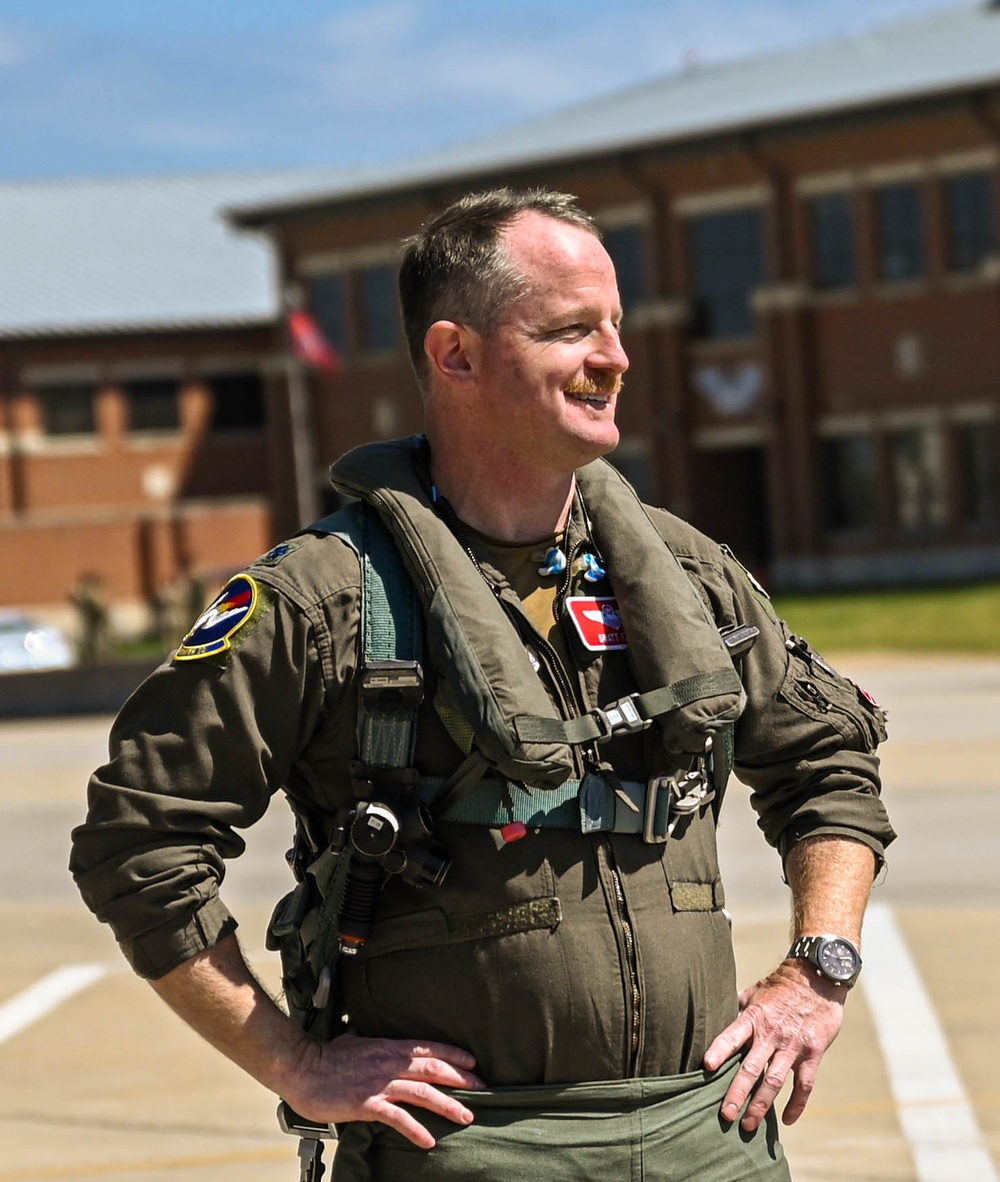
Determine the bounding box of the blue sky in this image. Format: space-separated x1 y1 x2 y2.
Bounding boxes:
0 0 974 182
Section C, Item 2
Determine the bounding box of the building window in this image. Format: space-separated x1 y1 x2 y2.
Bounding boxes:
358 263 398 351
37 383 96 435
876 182 925 282
808 192 856 289
307 272 349 353
126 378 181 433
209 372 265 434
823 435 875 532
688 208 765 339
604 224 649 312
955 420 996 526
889 425 946 532
608 450 650 501
944 171 996 274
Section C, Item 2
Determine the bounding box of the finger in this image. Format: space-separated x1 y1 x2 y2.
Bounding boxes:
703 1013 753 1072
740 1052 797 1131
397 1051 486 1091
717 1037 784 1125
403 1041 478 1071
364 1094 454 1150
780 1057 820 1126
365 1079 476 1148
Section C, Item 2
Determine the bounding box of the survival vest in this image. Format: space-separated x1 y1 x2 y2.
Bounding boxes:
326 436 746 792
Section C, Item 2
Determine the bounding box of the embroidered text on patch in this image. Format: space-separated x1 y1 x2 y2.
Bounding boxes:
175 575 259 661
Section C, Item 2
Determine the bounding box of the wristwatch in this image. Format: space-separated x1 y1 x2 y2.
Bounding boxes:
786 934 862 987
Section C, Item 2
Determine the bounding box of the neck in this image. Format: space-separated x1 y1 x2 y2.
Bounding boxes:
427 444 576 543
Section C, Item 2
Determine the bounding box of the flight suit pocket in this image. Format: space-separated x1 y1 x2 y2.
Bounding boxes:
777 626 887 753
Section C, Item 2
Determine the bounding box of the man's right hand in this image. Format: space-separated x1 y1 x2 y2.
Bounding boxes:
149 935 485 1151
286 1031 486 1149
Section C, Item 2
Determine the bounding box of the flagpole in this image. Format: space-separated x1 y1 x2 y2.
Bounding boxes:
286 354 319 527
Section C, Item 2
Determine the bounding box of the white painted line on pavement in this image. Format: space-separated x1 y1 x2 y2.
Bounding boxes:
861 903 998 1182
0 963 109 1046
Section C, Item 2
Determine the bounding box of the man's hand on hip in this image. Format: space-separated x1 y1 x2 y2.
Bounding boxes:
702 960 847 1131
286 1031 486 1149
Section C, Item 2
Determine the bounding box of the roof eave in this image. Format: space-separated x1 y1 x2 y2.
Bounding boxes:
227 69 1000 228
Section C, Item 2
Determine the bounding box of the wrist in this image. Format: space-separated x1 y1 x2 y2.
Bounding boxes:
786 933 862 988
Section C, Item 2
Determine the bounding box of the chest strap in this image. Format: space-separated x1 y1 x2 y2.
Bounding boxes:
413 769 713 844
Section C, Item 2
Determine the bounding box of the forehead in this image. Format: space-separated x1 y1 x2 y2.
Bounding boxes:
501 211 616 295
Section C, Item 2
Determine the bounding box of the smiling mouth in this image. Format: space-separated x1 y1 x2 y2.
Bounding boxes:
565 391 612 407
563 374 622 406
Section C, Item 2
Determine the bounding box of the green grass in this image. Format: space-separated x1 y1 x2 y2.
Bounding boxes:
771 581 1000 654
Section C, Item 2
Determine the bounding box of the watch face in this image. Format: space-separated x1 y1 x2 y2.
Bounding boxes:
818 938 860 981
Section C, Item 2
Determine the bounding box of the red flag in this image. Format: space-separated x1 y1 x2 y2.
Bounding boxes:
287 308 342 373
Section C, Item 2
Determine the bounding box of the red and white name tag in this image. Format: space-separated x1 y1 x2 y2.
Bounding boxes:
565 596 629 651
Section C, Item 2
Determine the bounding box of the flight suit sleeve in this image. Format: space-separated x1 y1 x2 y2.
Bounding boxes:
663 523 895 869
717 548 895 867
69 577 346 979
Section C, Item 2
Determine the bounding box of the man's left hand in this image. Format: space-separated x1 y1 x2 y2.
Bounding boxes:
702 960 848 1131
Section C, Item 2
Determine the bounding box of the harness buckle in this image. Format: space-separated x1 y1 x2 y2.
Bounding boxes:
589 693 651 741
360 659 424 708
643 740 717 843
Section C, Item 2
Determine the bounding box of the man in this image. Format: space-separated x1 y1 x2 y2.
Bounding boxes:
71 188 894 1180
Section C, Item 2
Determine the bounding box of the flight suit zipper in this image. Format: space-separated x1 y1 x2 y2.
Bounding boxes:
603 836 642 1075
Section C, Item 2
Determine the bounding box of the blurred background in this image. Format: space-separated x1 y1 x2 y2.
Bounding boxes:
0 2 997 1180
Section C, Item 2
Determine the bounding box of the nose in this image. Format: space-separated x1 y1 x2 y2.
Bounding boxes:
590 322 630 374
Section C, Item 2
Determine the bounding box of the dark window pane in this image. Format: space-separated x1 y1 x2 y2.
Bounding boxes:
604 225 648 311
956 421 996 525
824 435 875 532
210 372 265 433
359 264 398 351
126 378 180 432
308 272 348 353
889 426 946 532
876 183 925 281
688 208 765 339
608 451 650 501
37 384 96 435
809 193 856 289
944 171 996 274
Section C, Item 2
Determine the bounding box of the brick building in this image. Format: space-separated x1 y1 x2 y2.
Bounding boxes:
0 169 342 630
233 0 1000 589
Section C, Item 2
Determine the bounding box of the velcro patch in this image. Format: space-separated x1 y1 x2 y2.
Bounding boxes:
669 882 718 912
254 538 305 568
447 898 562 941
175 574 260 661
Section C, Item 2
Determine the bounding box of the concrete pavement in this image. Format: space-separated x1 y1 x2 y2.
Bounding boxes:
0 654 997 1181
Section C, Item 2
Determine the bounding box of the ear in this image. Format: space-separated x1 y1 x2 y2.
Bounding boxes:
424 320 480 387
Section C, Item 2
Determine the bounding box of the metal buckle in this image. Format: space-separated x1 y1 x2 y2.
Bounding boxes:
590 693 651 742
643 739 717 843
360 659 424 708
643 774 673 843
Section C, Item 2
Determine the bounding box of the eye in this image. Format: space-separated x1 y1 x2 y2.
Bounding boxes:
551 323 590 339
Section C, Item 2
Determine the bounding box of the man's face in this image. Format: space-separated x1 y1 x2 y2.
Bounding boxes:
473 212 629 474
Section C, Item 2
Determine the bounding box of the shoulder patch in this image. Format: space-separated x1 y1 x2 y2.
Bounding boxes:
253 538 306 568
174 574 261 661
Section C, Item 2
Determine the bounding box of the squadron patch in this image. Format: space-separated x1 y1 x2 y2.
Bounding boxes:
565 596 629 651
174 574 260 661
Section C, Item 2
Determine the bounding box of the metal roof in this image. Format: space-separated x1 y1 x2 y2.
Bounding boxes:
0 167 349 339
232 1 1000 224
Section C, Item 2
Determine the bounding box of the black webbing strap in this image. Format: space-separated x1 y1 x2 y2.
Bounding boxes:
514 669 741 747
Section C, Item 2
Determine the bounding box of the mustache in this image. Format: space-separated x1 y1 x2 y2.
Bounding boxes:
564 373 624 398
